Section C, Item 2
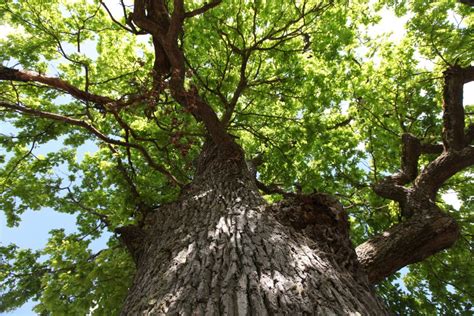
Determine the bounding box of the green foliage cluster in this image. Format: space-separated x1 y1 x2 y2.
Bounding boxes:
0 0 472 314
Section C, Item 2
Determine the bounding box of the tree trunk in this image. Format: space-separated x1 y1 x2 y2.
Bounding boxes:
119 142 388 315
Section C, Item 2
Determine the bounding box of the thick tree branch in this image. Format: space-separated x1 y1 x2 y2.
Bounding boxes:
131 0 160 33
373 65 474 205
168 0 185 43
356 207 459 284
373 133 420 206
414 146 474 196
1 64 172 115
128 0 333 161
442 66 467 151
0 66 113 105
372 180 409 206
127 0 239 155
420 143 444 154
359 65 474 284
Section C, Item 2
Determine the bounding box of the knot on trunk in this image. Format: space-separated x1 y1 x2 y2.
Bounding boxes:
271 193 349 236
269 193 362 275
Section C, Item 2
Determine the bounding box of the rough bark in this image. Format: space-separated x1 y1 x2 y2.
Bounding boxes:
356 206 459 285
119 142 388 315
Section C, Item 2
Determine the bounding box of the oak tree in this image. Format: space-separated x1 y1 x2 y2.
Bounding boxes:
0 0 473 314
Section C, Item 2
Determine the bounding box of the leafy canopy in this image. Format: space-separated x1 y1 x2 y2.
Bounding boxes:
0 0 472 314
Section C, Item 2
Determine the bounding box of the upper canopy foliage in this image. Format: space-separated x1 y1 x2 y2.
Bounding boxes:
0 0 472 314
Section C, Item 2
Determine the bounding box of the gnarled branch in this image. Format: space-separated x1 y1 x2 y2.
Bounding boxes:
358 65 474 284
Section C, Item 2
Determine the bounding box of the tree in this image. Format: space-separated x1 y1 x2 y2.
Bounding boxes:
0 0 472 314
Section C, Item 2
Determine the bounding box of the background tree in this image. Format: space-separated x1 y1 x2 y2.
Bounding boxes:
0 0 472 314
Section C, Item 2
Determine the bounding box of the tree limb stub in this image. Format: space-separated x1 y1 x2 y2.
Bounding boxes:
359 65 474 284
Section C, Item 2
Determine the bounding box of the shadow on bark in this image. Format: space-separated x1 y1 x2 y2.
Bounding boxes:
118 142 388 315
